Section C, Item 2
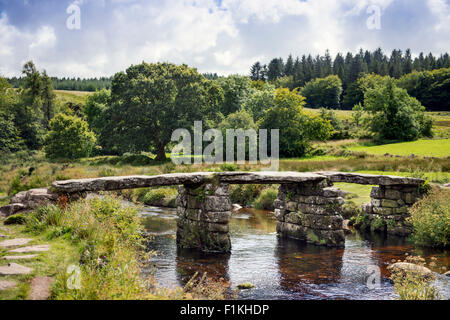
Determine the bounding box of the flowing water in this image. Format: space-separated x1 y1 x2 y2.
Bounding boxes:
141 205 450 300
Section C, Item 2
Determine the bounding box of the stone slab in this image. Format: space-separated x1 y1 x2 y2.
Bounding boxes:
3 254 38 260
0 280 17 290
9 245 50 253
316 172 424 186
0 263 33 275
52 172 328 193
0 238 32 248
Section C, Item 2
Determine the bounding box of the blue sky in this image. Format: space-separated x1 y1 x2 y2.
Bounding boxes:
0 0 449 78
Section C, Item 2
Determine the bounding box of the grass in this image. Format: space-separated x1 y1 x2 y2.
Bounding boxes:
346 139 450 157
333 183 374 206
1 196 233 300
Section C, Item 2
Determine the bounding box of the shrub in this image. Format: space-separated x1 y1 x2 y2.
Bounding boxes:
139 188 178 207
44 114 96 159
4 213 28 225
229 184 266 207
253 187 278 210
409 188 450 248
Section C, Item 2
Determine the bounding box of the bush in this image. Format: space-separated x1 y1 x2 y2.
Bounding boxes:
4 213 28 225
139 188 178 207
44 114 96 159
301 75 343 109
409 188 450 248
253 187 278 210
229 184 266 207
361 80 433 141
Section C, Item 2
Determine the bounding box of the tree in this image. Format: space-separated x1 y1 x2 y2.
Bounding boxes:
243 83 275 122
83 89 111 135
343 73 391 109
361 80 433 141
44 114 96 159
258 88 332 157
301 75 343 109
105 62 224 159
217 75 252 116
267 58 284 81
0 78 22 153
397 68 450 111
250 62 263 81
40 71 56 129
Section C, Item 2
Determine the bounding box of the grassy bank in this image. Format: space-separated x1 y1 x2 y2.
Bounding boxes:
1 196 233 300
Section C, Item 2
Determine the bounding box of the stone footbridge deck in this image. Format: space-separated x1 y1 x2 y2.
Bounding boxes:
2 172 424 253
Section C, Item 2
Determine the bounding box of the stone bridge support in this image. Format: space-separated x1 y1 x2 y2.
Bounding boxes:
362 185 421 236
175 179 347 252
176 183 232 253
274 181 346 247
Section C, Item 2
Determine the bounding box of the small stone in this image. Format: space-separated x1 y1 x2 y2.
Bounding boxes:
286 201 298 211
370 187 384 199
237 282 254 289
444 271 450 277
0 238 32 248
0 263 33 275
371 199 382 207
0 280 17 290
10 244 50 253
381 199 399 208
384 189 401 200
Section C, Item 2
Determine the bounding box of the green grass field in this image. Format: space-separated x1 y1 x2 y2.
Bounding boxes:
347 139 450 157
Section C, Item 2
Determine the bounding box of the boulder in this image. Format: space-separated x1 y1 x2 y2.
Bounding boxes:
388 262 434 279
0 203 26 217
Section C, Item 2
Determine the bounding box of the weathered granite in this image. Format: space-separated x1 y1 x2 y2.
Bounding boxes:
52 172 328 193
316 172 424 186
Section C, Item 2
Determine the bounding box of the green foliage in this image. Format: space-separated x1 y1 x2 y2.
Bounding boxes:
253 187 278 210
83 89 110 136
360 80 433 141
343 73 391 108
44 114 96 159
409 188 450 248
4 213 28 225
397 68 450 111
229 184 267 207
216 74 251 116
301 75 343 109
102 62 224 159
139 187 178 207
258 88 333 157
242 83 275 122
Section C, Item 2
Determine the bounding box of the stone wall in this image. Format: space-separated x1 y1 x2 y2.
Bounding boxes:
274 181 346 247
176 183 232 253
362 185 421 236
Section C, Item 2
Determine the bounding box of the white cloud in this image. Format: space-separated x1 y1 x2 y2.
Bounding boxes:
0 0 449 78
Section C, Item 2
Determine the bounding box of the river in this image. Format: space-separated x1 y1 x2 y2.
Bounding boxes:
141 205 449 300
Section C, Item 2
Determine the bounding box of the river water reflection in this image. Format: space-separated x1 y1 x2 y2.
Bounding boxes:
141 206 449 300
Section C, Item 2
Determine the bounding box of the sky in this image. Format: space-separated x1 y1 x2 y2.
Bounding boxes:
0 0 449 78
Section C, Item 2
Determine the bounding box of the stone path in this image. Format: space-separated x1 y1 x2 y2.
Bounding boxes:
0 232 52 299
0 238 32 248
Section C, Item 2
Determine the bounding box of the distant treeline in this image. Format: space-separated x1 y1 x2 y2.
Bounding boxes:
251 48 450 86
250 48 450 110
8 76 113 92
7 73 221 92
